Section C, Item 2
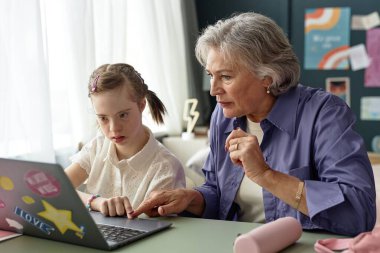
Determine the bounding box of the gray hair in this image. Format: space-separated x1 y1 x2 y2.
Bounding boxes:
195 12 300 96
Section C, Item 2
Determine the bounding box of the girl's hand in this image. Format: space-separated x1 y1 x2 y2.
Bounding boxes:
93 196 134 218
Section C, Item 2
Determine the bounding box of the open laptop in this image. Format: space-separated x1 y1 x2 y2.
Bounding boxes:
0 158 172 250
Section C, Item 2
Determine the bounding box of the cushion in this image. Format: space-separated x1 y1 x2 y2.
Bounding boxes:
372 164 380 227
185 146 210 177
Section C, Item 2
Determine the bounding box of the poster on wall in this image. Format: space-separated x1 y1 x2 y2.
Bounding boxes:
361 97 380 120
325 77 350 106
365 28 380 87
348 44 371 71
304 7 351 70
351 12 380 30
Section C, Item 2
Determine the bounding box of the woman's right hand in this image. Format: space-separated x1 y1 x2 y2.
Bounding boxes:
92 196 134 218
131 189 204 218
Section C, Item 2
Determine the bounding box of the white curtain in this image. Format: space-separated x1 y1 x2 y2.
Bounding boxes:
124 0 189 135
0 0 191 164
0 0 55 162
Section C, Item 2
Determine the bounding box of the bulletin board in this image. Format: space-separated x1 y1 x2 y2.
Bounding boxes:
290 0 380 151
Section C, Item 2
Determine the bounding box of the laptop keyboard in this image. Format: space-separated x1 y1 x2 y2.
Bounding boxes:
97 224 146 243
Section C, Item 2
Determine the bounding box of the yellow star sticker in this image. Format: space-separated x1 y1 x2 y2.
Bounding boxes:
38 200 82 235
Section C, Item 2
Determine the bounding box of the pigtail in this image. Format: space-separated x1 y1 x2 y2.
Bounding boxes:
146 90 167 125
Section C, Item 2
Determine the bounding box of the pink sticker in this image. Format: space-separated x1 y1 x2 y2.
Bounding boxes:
24 170 60 197
0 199 5 208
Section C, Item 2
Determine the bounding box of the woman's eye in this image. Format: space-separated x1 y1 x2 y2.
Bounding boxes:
120 113 128 119
221 75 231 81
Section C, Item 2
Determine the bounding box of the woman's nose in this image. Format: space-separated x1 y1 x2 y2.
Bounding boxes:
209 79 222 96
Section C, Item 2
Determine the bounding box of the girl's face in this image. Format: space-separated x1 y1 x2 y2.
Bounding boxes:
91 83 146 148
206 48 275 122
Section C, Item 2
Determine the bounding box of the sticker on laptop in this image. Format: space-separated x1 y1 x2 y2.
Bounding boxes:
24 170 61 197
22 195 35 205
38 200 85 238
5 218 23 231
0 199 5 208
0 176 14 191
14 206 55 235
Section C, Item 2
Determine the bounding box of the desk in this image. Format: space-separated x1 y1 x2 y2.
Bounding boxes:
1 216 346 253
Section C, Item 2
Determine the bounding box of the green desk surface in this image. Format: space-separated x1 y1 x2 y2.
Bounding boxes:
1 216 347 253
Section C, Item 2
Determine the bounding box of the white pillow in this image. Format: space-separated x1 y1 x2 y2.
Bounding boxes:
186 146 210 177
372 164 380 227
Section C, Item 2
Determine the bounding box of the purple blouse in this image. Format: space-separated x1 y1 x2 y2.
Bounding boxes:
195 84 376 236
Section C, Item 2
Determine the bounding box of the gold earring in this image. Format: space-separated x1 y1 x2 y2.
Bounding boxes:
266 87 270 94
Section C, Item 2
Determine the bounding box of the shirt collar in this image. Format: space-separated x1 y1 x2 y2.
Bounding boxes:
103 141 119 166
127 128 156 170
224 116 247 134
266 85 300 137
102 126 156 170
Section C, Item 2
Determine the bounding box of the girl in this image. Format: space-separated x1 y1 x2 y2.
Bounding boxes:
65 63 185 218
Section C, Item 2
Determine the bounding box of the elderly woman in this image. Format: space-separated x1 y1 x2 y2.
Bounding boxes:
132 12 376 236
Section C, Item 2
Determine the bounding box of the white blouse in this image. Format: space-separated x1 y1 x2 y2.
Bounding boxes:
70 128 186 209
234 120 265 223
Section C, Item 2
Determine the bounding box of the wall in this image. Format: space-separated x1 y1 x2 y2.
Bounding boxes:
195 0 290 34
291 0 380 151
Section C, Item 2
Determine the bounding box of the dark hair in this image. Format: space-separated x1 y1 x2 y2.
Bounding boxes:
88 63 167 124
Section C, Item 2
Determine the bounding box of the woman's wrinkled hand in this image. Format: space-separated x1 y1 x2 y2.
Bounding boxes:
225 128 270 182
131 189 202 218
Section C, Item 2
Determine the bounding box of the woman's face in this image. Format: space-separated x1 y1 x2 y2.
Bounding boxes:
91 84 146 147
206 48 275 122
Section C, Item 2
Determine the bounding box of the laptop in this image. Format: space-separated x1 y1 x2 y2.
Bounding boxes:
0 158 172 250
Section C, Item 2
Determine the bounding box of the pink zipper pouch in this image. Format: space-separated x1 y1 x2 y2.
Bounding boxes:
314 226 380 253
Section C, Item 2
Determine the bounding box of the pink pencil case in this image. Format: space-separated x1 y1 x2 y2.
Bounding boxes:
233 217 303 253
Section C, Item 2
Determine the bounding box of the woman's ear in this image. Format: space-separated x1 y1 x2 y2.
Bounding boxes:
138 98 147 112
263 76 273 89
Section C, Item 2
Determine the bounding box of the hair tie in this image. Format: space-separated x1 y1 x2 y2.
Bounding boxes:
91 75 100 92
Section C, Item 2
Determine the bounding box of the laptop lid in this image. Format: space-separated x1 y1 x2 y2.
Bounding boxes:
0 158 172 250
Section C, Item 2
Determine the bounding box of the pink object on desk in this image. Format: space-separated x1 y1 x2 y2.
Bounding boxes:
233 217 302 253
0 230 21 242
314 226 380 253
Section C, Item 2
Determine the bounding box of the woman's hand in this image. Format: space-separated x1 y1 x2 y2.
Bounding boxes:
225 128 269 182
131 189 204 218
92 196 134 218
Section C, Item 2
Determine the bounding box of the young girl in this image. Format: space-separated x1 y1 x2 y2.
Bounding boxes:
65 63 186 218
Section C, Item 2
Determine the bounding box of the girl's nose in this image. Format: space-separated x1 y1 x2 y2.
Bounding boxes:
109 119 122 132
